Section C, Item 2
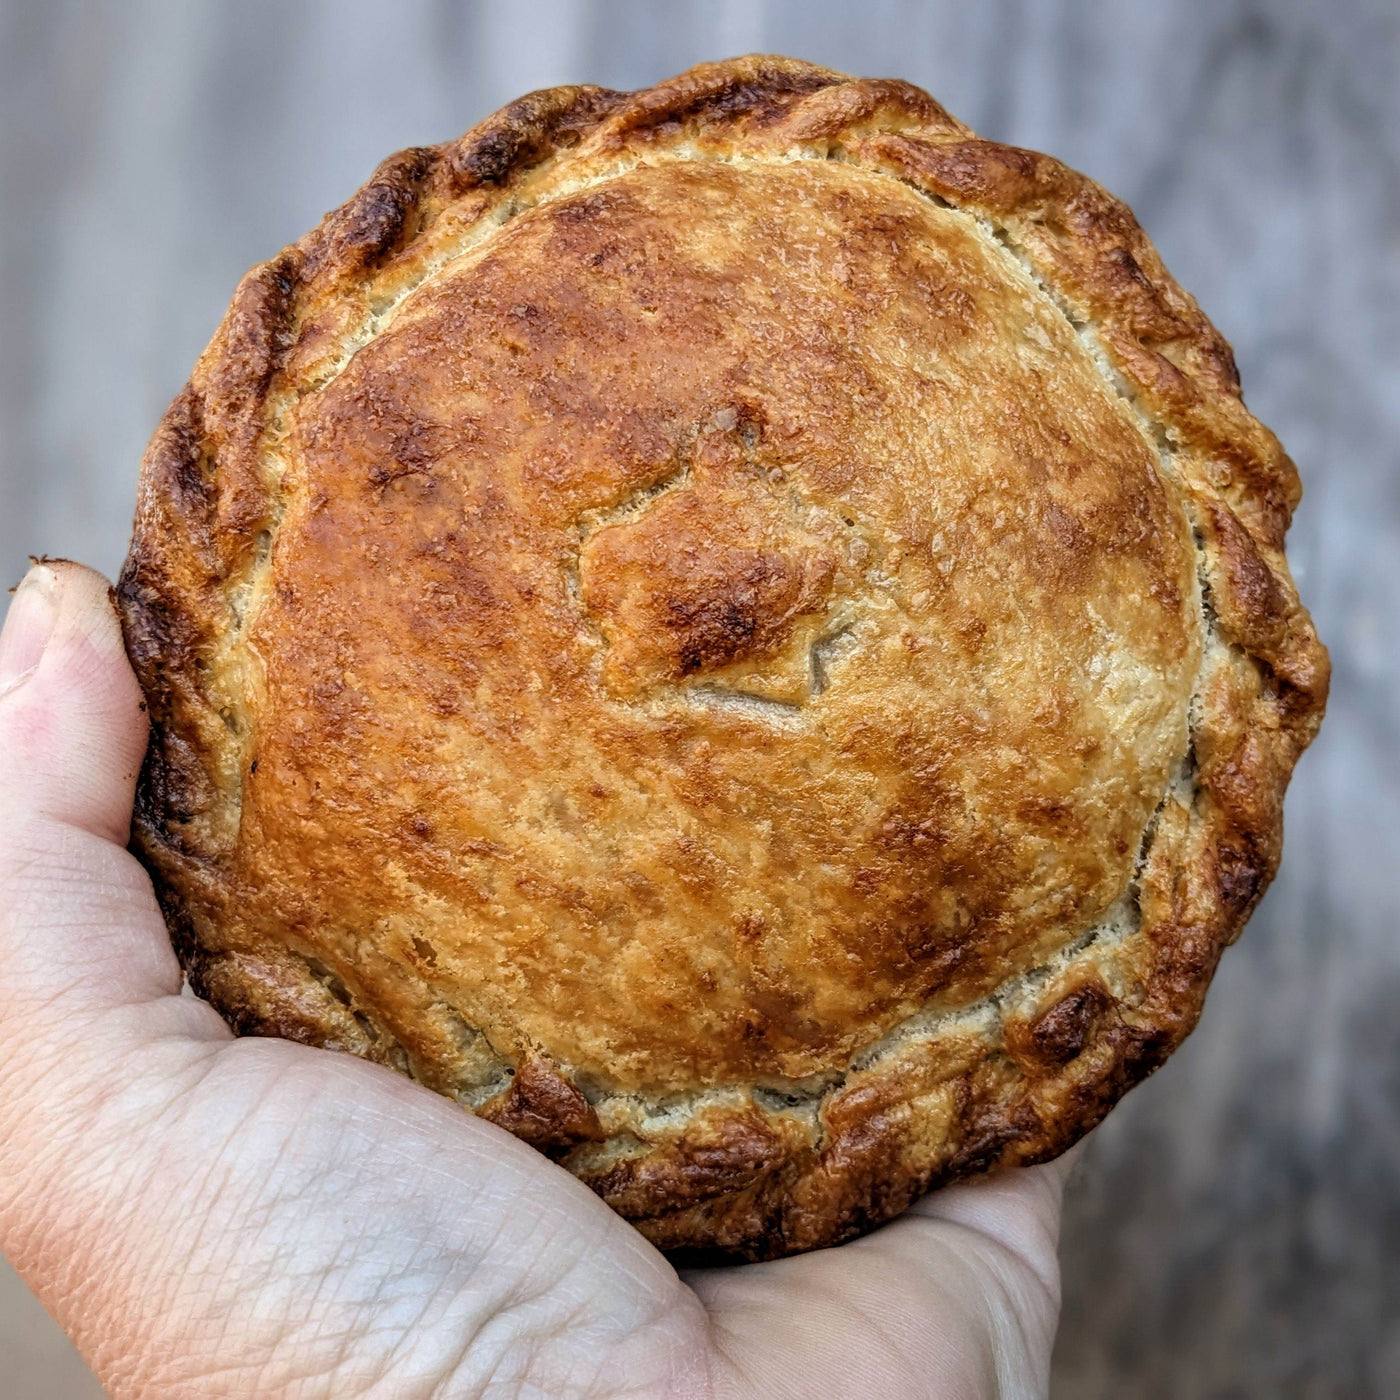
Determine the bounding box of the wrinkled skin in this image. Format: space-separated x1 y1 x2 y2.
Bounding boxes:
0 561 1073 1399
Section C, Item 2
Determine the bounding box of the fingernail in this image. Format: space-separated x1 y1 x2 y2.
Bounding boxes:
0 564 60 692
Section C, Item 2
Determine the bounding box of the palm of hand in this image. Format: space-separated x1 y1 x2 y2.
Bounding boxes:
0 564 1069 1399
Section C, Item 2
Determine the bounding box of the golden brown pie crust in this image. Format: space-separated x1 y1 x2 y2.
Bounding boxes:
117 57 1327 1259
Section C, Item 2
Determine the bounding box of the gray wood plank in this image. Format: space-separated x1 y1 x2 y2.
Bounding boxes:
1 2 1395 1394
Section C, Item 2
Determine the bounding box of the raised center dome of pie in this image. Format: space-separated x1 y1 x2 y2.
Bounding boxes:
232 155 1199 1093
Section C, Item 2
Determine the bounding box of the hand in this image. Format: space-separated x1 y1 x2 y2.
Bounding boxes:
0 560 1074 1399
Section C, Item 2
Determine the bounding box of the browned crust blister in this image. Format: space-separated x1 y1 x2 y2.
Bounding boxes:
117 57 1327 1259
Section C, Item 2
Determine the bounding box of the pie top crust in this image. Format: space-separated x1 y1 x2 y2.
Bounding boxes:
117 57 1327 1259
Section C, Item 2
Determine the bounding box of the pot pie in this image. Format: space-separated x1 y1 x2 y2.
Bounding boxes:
118 56 1327 1259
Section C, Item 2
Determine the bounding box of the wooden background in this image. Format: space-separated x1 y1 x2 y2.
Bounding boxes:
1 2 1395 1394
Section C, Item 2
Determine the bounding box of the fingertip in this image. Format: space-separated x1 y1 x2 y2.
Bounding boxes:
0 562 59 691
0 560 148 842
0 564 183 1034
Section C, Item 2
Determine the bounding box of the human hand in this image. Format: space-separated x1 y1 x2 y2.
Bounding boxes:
0 560 1074 1399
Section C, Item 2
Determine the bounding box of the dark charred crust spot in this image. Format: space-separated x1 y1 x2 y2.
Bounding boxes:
210 252 302 434
120 387 220 591
947 1088 1043 1179
132 729 216 845
668 562 792 672
1007 982 1113 1070
196 250 304 566
591 1108 791 1214
478 1056 604 1154
1214 843 1269 925
445 86 625 193
149 387 214 516
117 571 202 701
310 146 439 279
117 536 226 862
457 119 540 188
151 885 203 978
602 58 840 142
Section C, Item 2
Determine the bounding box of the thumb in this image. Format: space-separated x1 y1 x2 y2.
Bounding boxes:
0 559 147 841
0 560 185 1029
0 562 227 1345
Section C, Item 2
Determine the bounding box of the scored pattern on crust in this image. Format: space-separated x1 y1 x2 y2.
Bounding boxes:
118 57 1327 1259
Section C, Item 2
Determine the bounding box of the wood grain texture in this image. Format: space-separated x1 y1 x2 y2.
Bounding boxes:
1 1 1394 1394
